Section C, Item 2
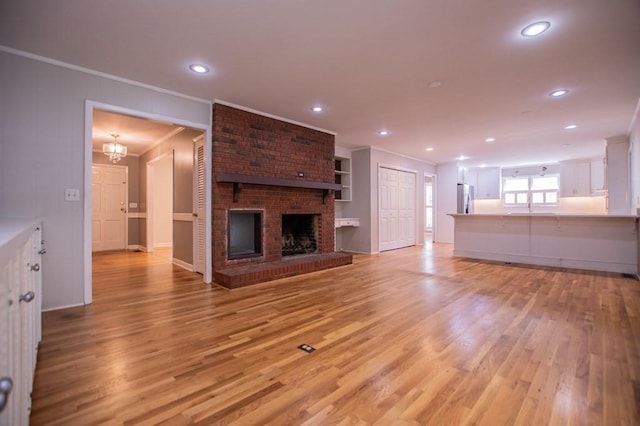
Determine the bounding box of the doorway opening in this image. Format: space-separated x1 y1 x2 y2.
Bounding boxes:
86 103 211 305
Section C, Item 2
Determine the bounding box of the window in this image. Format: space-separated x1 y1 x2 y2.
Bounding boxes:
503 174 558 206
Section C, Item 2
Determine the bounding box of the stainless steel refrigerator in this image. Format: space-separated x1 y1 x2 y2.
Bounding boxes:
457 183 474 214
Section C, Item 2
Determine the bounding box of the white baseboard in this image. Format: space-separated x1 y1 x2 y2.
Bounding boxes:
42 302 85 312
154 243 173 248
173 258 195 272
127 245 147 252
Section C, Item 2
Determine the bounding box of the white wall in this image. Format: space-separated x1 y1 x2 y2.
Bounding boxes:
435 162 458 243
340 147 436 253
152 154 173 248
0 50 211 310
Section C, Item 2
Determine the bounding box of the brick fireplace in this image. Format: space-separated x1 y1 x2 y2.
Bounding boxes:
212 104 352 288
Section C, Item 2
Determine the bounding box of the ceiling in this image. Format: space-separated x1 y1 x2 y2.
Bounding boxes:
92 110 186 156
1 0 639 167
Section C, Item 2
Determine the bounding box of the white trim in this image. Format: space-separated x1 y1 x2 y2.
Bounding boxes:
0 45 211 105
154 242 173 248
42 302 85 312
173 258 196 272
173 213 194 222
214 99 337 136
127 245 147 251
127 212 147 219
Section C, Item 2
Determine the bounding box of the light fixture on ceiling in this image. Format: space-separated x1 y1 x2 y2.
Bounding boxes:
457 155 468 161
103 134 127 163
378 130 389 136
485 137 495 143
427 81 443 89
425 147 434 151
549 89 569 97
564 124 577 130
311 106 324 113
521 21 550 37
189 64 209 74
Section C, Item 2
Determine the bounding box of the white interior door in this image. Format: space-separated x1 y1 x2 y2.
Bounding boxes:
398 170 416 248
92 164 127 251
193 139 206 274
379 166 416 252
379 167 399 251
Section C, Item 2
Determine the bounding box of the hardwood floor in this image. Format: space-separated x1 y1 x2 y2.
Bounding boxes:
31 244 640 425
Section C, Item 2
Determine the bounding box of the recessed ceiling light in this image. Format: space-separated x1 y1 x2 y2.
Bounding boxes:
378 130 389 136
549 89 569 97
427 81 443 89
457 155 468 161
311 106 324 113
425 147 434 151
521 21 551 37
485 137 495 143
564 124 577 130
480 164 487 168
189 64 209 74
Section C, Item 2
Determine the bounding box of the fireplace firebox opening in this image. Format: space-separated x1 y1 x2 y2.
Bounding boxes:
228 210 263 260
282 214 320 257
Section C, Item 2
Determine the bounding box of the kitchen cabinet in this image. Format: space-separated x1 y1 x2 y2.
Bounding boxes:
560 161 591 197
475 167 501 199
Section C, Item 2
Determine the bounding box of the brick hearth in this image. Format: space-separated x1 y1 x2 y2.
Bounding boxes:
214 252 353 289
212 104 352 288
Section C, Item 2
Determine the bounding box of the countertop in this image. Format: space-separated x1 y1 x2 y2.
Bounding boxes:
448 213 638 219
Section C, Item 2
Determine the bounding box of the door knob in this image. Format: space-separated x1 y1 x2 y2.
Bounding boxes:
31 263 40 271
0 377 12 413
19 291 35 303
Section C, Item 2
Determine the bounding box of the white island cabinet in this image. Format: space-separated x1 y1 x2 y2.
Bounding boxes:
449 213 638 275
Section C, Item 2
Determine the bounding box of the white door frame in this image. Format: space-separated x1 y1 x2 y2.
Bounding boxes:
146 151 173 253
424 172 436 243
84 101 213 305
91 163 128 251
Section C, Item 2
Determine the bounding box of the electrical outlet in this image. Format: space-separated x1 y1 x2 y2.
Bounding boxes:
64 188 80 201
298 171 304 177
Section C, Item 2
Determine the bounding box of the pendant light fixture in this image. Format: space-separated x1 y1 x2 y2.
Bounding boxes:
102 133 127 163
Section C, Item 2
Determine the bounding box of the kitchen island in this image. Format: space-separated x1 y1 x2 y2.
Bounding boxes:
449 213 638 275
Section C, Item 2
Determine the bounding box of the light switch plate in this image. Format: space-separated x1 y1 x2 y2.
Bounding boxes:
64 188 80 201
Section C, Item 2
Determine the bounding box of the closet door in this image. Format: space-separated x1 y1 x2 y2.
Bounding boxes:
378 167 416 251
379 167 399 251
398 170 416 248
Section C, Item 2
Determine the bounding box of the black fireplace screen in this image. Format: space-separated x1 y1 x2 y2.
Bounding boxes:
282 214 319 256
228 210 262 259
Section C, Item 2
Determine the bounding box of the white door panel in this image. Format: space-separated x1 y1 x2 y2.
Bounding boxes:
379 167 416 251
92 164 127 251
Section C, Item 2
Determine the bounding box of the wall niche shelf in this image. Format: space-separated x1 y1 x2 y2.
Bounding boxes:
334 157 351 201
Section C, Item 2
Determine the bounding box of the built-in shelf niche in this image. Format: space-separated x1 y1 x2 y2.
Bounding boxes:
334 156 351 201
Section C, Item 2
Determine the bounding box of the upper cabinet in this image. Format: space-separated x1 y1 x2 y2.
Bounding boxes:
560 160 591 197
475 167 501 199
334 156 351 201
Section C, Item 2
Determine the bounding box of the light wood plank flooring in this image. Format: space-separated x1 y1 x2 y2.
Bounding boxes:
31 244 640 425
